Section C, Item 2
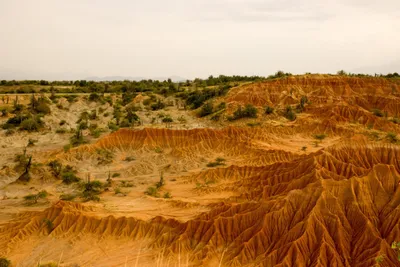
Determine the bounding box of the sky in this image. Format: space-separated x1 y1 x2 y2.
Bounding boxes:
0 0 399 80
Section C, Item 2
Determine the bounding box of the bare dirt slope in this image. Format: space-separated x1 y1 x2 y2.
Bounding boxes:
1 76 400 266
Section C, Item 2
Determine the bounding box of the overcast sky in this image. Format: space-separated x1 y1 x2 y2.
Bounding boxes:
0 0 399 80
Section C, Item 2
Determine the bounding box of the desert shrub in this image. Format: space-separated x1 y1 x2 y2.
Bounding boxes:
1 108 8 117
5 129 15 136
42 218 54 232
56 128 67 134
59 194 76 201
162 116 173 127
156 172 165 189
0 258 11 267
35 101 51 114
391 117 400 124
19 117 43 131
184 85 231 109
216 102 226 111
229 104 257 120
90 128 104 138
114 187 122 195
387 132 398 143
210 113 221 121
27 138 37 146
265 106 274 115
61 171 80 184
207 157 226 167
283 106 296 121
151 99 166 110
23 190 48 204
80 179 103 201
154 147 163 153
69 127 86 147
119 119 131 128
177 116 187 124
3 113 29 128
296 96 309 112
89 109 98 120
163 192 171 199
39 262 58 267
124 156 135 162
145 186 159 197
120 180 134 187
59 120 67 126
372 108 384 117
112 173 120 178
96 149 114 165
199 102 214 117
108 122 119 132
143 98 152 105
88 92 102 102
314 134 327 141
247 122 261 127
65 95 78 103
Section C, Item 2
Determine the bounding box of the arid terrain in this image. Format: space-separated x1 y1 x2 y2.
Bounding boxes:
1 74 400 266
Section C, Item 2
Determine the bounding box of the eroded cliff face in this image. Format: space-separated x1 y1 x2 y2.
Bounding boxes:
1 76 400 266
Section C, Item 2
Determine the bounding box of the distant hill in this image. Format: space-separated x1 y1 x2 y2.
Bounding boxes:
85 75 187 82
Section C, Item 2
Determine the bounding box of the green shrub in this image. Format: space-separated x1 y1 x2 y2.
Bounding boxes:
283 106 296 121
120 180 134 187
59 194 76 201
89 93 102 102
199 102 214 117
19 117 42 131
39 262 58 267
314 134 327 141
56 128 67 134
61 171 80 184
265 106 274 115
112 173 120 178
5 129 14 136
151 99 166 110
162 116 173 127
156 172 165 189
145 186 159 197
207 157 226 167
372 108 384 117
163 192 171 199
80 179 103 201
124 156 135 162
387 132 398 143
143 98 152 106
108 122 119 132
229 104 258 120
23 190 48 204
0 258 11 267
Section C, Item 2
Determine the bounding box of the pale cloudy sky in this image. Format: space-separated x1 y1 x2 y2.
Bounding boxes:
0 0 399 80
